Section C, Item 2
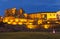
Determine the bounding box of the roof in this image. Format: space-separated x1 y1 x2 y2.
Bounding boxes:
28 11 56 14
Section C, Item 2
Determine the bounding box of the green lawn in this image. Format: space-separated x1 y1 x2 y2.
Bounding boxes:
0 32 60 39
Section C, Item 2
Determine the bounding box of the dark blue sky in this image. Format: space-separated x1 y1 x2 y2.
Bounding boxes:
0 0 60 16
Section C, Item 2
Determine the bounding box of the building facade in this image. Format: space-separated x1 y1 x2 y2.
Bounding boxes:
2 8 60 29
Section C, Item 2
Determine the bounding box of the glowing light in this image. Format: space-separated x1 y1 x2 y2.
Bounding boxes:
15 18 19 22
47 21 50 23
47 13 56 20
28 19 34 22
20 19 27 22
7 22 11 24
27 25 36 29
18 22 23 25
19 9 23 14
12 22 17 25
11 8 16 14
38 20 42 24
26 22 33 25
3 19 8 23
24 14 27 18
29 23 33 25
10 20 14 22
44 24 49 29
29 14 35 19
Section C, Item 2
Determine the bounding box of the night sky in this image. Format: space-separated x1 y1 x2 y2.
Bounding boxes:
0 0 60 16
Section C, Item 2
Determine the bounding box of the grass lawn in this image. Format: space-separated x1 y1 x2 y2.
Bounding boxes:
0 32 60 39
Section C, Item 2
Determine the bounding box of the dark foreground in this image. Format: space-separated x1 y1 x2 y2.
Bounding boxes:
0 32 60 39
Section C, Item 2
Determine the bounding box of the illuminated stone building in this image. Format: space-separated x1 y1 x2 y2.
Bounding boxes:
4 8 59 25
17 8 25 18
2 8 60 29
5 8 16 17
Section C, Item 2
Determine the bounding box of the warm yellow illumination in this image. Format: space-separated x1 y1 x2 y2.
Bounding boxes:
29 23 33 25
36 14 42 18
47 21 50 23
27 25 36 29
29 14 35 19
29 14 42 19
7 22 11 24
12 22 17 25
38 20 42 24
44 24 49 29
26 22 33 25
15 18 19 22
28 19 34 22
47 13 56 20
20 19 27 22
24 14 27 18
20 9 23 14
10 19 14 22
11 8 16 14
3 19 8 23
18 22 23 25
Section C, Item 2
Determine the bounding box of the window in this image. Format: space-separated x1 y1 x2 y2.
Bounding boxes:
54 14 55 16
50 14 51 16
